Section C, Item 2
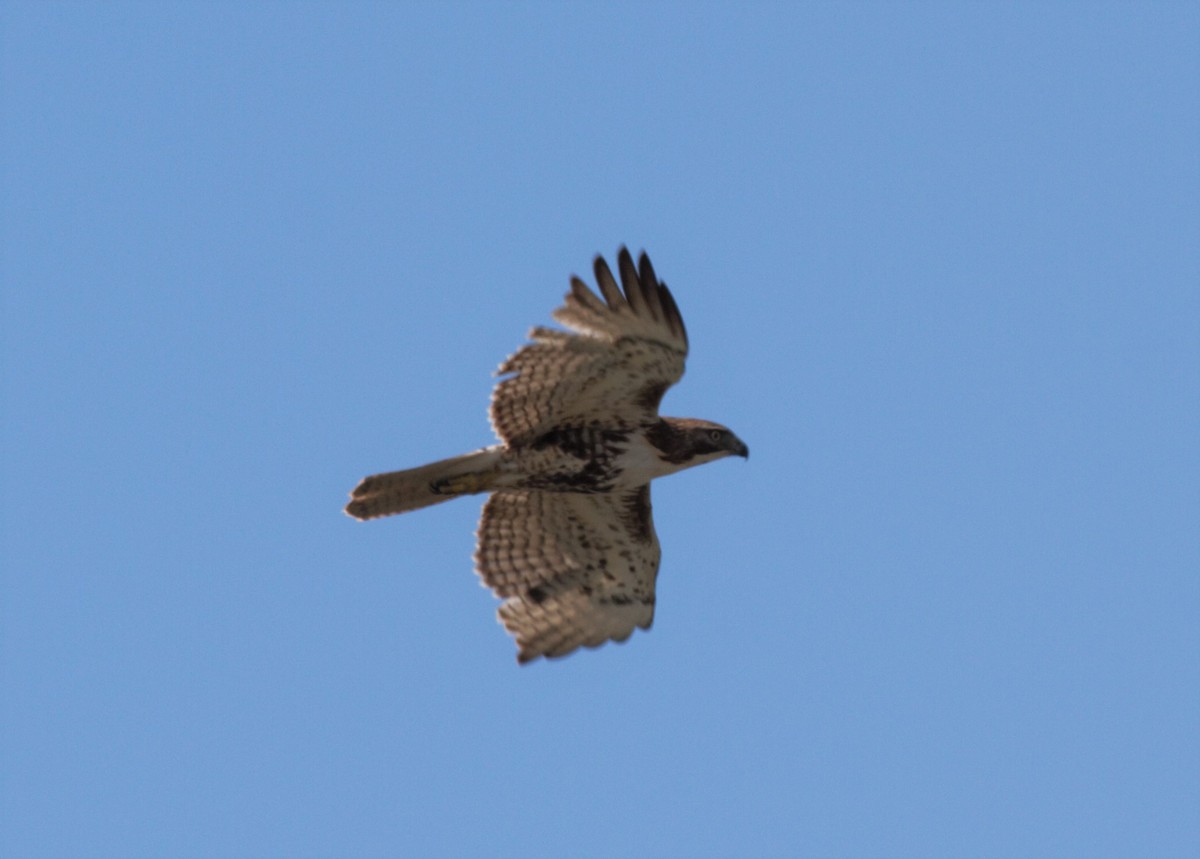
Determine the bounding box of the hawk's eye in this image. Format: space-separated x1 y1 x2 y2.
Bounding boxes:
709 430 723 442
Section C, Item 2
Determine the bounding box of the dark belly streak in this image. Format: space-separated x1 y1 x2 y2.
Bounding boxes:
518 426 633 493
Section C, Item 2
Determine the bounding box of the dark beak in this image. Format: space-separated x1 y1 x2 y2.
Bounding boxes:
730 436 749 459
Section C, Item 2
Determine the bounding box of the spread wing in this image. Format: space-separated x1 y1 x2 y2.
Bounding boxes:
490 247 689 446
475 487 660 663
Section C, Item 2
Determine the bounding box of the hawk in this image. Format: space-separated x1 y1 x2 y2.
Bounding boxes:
346 248 747 663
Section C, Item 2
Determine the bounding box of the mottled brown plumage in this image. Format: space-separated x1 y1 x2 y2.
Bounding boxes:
346 248 746 663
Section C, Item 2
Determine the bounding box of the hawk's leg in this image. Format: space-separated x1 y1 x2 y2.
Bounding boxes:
431 473 491 496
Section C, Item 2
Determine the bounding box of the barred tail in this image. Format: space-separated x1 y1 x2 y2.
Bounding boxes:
344 447 503 520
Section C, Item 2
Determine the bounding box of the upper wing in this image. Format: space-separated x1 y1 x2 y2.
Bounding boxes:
475 486 660 663
489 248 689 446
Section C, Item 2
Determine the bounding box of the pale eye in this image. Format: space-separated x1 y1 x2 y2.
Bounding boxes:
709 430 723 442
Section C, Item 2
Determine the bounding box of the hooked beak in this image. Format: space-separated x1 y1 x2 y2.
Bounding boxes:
730 435 749 459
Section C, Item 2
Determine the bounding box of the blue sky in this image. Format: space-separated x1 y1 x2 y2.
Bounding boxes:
3 2 1198 856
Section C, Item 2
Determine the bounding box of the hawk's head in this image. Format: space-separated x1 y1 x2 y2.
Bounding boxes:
647 418 749 468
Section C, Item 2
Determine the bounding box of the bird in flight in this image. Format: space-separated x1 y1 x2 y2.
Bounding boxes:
345 248 747 663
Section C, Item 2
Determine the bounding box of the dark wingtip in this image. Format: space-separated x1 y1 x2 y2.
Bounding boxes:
637 251 656 286
615 245 634 272
658 280 688 347
617 246 657 320
588 246 688 348
592 255 626 310
636 251 666 322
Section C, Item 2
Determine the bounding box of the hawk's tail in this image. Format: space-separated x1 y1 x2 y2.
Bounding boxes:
345 447 503 520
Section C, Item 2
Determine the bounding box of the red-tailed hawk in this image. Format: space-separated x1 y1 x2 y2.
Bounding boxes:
346 248 747 663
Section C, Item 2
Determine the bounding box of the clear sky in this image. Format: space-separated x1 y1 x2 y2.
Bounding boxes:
3 2 1198 857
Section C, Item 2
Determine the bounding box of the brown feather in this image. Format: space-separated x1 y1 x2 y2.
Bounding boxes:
617 247 652 319
592 255 629 312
